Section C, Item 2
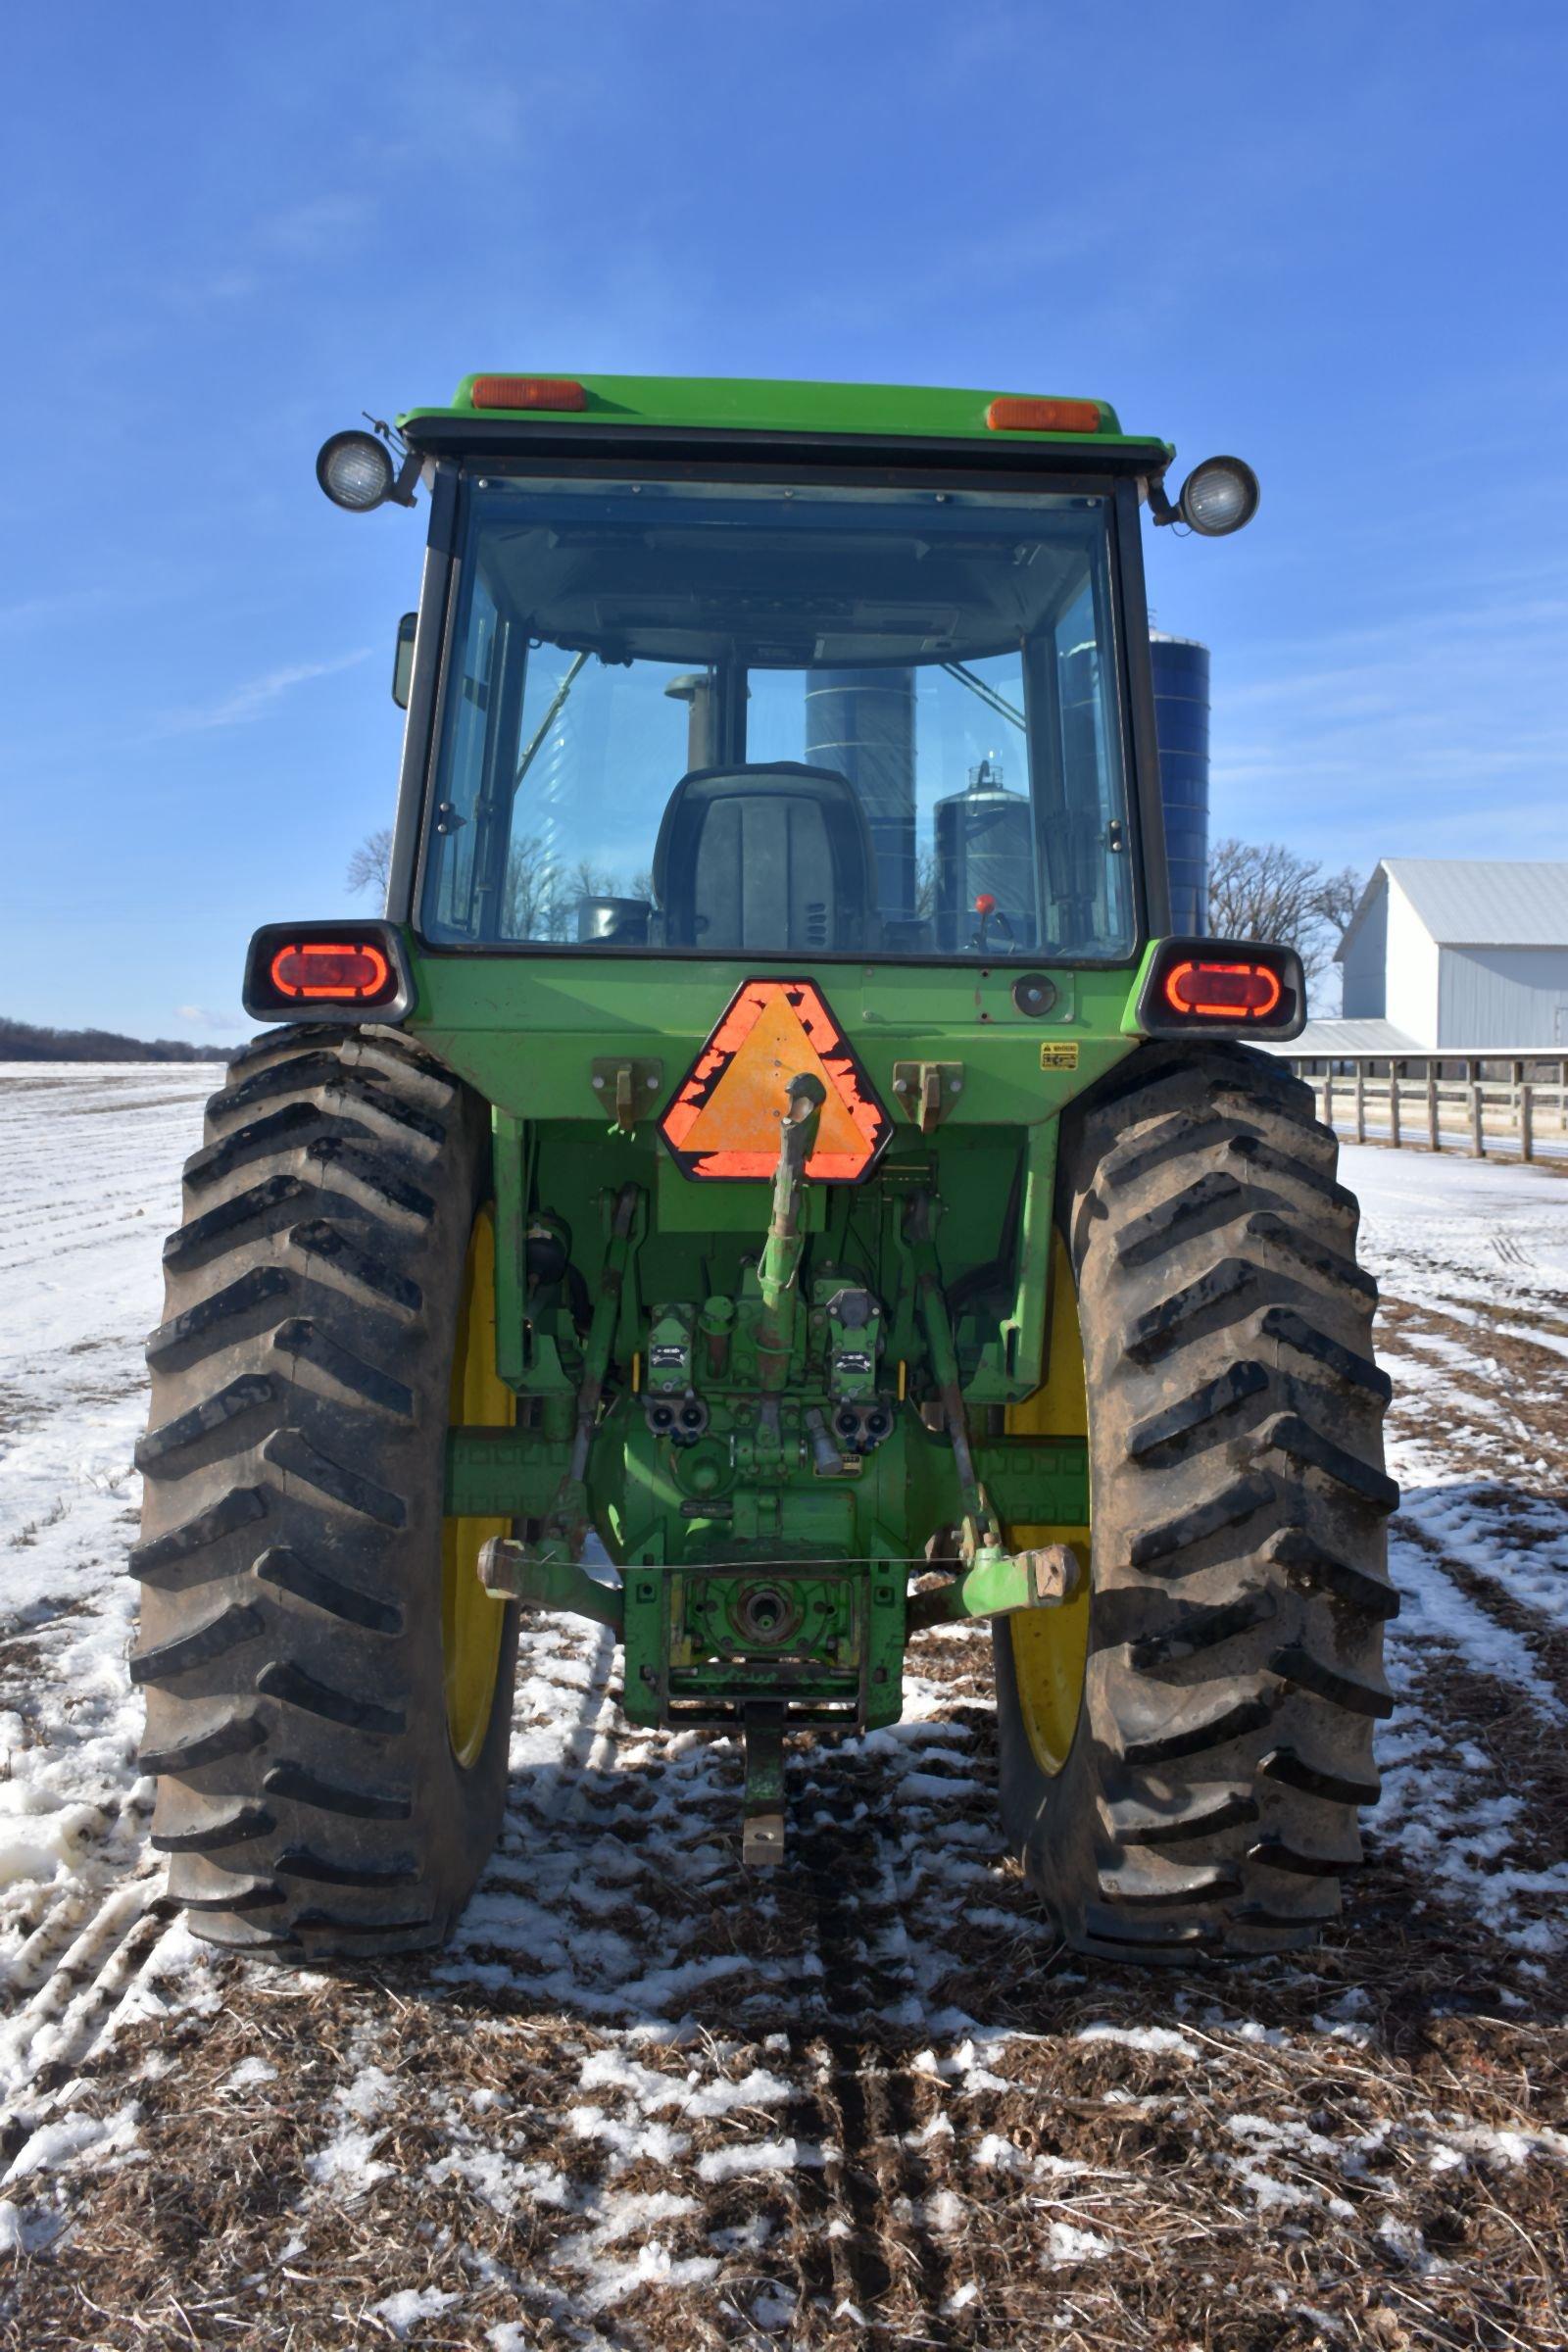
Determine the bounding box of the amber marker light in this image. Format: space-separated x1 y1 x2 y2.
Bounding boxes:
470 375 589 412
986 396 1102 433
1162 959 1283 1020
269 941 394 1003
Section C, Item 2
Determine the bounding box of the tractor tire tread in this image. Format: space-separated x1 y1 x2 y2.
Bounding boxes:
150 1802 275 1853
253 1545 404 1633
135 1024 516 1960
997 1040 1394 1961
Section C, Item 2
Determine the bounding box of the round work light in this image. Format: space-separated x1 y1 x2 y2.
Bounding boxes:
1178 456 1260 537
316 429 396 513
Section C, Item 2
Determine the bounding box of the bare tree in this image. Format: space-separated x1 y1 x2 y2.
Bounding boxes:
567 856 627 907
347 828 393 900
1312 861 1363 939
504 835 555 938
1206 838 1363 986
914 845 937 919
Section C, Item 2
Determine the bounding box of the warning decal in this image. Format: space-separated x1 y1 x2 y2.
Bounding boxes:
660 979 893 1183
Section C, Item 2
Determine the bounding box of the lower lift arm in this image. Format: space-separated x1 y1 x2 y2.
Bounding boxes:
474 1087 1082 1865
479 1173 1082 1633
902 1191 1082 1620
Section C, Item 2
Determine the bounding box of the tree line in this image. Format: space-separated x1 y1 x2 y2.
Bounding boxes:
0 1017 239 1064
1206 838 1361 986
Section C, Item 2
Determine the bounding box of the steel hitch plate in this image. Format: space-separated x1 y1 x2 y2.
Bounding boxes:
741 1701 787 1868
590 1055 662 1134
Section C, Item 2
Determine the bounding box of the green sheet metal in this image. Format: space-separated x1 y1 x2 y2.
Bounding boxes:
399 370 1172 460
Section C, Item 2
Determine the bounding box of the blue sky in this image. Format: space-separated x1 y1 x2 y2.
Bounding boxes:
3 1 1564 1040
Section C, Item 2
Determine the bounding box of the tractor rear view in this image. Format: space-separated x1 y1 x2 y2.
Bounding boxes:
133 374 1395 1965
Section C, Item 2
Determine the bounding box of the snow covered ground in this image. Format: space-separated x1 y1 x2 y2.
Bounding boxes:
0 1072 1564 2349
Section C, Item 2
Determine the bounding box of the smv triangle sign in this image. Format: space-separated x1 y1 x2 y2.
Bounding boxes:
660 979 892 1182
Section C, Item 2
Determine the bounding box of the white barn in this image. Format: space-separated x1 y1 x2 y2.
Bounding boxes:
1334 858 1568 1052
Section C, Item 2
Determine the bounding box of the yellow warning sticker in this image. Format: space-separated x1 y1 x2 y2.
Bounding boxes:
1039 1042 1080 1071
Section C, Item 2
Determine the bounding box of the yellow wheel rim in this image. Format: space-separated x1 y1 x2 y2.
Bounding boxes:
441 1206 512 1768
1004 1230 1091 1775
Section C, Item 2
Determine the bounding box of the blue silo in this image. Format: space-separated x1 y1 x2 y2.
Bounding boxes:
1149 633 1210 935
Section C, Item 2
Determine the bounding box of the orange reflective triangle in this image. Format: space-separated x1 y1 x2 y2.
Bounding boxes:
660 979 892 1182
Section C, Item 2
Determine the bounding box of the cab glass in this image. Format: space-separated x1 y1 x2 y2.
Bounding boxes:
418 474 1138 962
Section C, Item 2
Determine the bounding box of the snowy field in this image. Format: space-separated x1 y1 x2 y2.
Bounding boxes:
0 1065 1564 2350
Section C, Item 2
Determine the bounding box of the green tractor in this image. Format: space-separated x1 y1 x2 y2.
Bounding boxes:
133 373 1395 1966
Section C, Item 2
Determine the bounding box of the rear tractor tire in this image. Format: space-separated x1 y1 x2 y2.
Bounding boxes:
995 1041 1397 1960
132 1024 518 1961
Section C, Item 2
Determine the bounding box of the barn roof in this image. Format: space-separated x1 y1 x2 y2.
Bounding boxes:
1258 1018 1425 1057
1337 858 1568 959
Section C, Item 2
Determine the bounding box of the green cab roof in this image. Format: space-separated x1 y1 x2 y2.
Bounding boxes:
398 372 1173 463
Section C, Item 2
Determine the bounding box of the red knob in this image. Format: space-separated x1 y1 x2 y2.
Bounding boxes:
974 893 997 916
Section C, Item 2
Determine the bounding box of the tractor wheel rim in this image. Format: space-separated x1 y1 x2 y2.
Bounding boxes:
441 1205 511 1768
1004 1229 1091 1776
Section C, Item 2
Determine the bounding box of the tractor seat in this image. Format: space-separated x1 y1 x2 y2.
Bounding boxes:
651 763 878 953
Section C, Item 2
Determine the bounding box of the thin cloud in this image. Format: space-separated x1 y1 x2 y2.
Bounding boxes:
158 649 371 737
1201 559 1568 876
258 192 375 259
0 585 118 633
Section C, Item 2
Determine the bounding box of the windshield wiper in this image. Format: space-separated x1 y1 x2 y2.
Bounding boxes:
514 650 592 793
940 660 1025 732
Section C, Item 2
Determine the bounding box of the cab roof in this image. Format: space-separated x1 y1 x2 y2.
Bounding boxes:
397 372 1174 467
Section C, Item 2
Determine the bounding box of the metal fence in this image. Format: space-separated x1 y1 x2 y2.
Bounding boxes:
1277 1052 1568 1161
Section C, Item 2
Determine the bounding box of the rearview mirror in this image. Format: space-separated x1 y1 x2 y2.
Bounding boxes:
392 612 416 709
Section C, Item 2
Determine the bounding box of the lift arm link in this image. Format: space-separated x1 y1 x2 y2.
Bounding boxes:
549 1182 643 1536
477 1536 624 1636
906 1543 1080 1633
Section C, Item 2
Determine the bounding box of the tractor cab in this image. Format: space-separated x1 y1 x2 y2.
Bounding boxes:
413 465 1140 966
316 375 1257 982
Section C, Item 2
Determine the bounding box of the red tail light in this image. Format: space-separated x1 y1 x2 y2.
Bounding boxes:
1162 959 1283 1020
269 942 392 1002
243 921 412 1025
1136 939 1303 1039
